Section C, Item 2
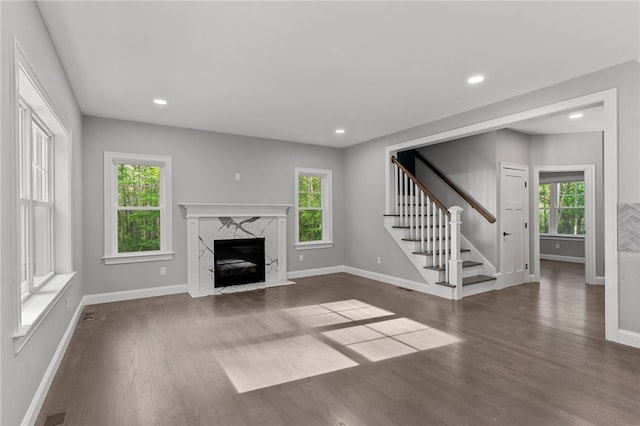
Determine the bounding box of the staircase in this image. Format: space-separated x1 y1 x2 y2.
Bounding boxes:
384 156 497 300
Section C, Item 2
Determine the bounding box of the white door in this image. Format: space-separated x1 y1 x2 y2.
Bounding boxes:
500 165 529 287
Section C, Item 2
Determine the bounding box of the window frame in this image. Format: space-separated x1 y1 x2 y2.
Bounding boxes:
539 180 585 238
103 151 174 264
12 37 75 352
294 167 334 250
19 99 55 299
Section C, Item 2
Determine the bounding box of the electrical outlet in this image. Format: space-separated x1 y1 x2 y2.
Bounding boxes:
235 173 240 181
299 254 304 262
160 267 166 275
555 243 560 249
377 257 382 264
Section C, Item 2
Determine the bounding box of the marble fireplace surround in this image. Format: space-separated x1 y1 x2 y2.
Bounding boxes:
179 203 293 297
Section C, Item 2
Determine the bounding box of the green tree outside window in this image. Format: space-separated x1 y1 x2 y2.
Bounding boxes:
539 180 585 236
117 164 161 252
298 175 323 242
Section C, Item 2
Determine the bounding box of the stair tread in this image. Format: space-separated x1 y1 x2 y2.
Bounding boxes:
412 248 470 256
436 274 496 288
393 225 447 229
425 260 483 272
462 274 497 285
384 214 436 217
402 236 450 242
435 281 456 288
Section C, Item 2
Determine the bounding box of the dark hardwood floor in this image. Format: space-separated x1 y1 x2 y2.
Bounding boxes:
37 261 640 425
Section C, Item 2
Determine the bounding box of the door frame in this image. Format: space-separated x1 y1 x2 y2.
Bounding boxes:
499 162 529 289
384 88 618 343
532 164 597 285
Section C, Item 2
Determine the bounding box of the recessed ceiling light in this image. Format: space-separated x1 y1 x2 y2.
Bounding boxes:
153 98 168 105
467 75 485 84
569 112 583 119
335 129 345 134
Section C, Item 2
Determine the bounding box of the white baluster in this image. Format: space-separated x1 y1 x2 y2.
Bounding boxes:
394 164 399 216
438 209 443 267
409 181 414 238
445 215 449 283
403 173 408 226
431 201 437 267
426 198 431 254
414 183 419 239
420 191 424 252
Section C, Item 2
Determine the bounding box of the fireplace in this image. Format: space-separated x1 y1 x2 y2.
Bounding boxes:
179 203 292 297
214 238 266 287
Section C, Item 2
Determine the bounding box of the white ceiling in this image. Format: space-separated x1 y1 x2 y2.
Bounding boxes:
36 1 639 148
509 105 605 135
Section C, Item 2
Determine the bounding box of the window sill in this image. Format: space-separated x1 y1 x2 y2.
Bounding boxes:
103 251 174 265
14 271 76 353
295 241 334 250
540 234 585 241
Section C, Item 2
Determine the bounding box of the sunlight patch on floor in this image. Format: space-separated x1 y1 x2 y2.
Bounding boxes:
215 299 461 393
323 317 461 361
214 334 358 393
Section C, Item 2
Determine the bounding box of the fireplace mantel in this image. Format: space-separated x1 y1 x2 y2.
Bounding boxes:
179 203 291 218
179 203 293 297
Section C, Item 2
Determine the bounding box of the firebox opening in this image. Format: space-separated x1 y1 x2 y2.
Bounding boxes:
214 238 266 287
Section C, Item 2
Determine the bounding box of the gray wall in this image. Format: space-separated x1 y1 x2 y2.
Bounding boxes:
82 116 345 295
530 132 604 276
496 129 531 167
540 237 585 259
344 61 639 333
415 132 498 267
1 2 84 425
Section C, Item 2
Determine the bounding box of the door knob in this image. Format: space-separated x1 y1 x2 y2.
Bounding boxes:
503 232 511 236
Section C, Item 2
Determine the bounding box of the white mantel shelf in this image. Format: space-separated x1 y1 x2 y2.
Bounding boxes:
179 203 293 297
179 203 292 218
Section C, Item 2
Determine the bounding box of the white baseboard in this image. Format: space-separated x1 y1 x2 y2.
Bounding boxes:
287 265 345 279
540 254 585 264
618 329 640 349
84 283 188 305
343 266 427 292
21 298 85 426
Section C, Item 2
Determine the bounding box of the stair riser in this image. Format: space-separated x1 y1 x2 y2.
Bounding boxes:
435 265 483 280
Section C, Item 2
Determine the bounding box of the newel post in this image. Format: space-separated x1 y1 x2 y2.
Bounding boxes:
448 206 463 300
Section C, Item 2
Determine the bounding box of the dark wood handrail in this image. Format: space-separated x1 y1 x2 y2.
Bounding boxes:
413 151 496 223
391 156 450 217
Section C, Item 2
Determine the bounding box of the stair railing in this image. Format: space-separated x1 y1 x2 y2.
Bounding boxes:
392 156 460 289
414 151 496 223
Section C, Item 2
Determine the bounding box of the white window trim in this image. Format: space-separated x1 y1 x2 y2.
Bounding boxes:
294 167 334 250
19 102 56 296
11 37 75 353
103 151 174 264
539 180 585 238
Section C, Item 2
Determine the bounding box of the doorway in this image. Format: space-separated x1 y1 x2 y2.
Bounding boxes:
532 165 597 285
385 89 618 342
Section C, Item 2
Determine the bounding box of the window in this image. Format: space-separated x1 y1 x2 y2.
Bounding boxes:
13 39 75 351
539 181 585 236
295 167 333 249
19 100 54 297
104 152 173 264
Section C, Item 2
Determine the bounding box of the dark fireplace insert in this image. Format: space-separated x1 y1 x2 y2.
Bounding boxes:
214 238 265 287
